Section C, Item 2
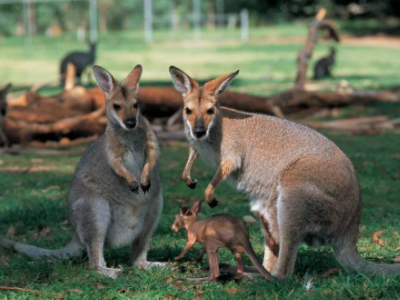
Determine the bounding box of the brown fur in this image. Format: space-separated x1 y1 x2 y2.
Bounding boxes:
169 66 400 279
172 201 272 281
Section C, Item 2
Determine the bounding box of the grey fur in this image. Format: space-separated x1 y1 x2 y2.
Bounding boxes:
0 83 11 147
0 68 163 279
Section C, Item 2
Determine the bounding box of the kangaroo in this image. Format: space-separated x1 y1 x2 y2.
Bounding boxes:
60 42 96 85
0 65 164 279
313 47 336 80
169 66 400 279
0 83 11 147
172 201 272 281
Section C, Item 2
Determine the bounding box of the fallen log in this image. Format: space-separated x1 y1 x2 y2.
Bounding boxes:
137 86 276 118
4 82 400 145
301 116 400 134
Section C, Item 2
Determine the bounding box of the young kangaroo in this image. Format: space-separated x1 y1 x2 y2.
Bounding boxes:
0 83 11 147
169 66 400 279
313 47 336 80
172 201 272 281
0 65 163 279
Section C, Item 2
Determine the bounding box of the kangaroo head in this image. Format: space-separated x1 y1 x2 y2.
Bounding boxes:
0 83 11 121
171 201 202 232
169 66 239 141
93 65 142 131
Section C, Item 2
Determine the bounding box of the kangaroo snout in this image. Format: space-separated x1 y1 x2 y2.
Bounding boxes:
193 119 206 138
125 117 137 129
193 127 206 138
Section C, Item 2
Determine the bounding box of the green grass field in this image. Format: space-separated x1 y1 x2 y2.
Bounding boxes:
1 24 400 299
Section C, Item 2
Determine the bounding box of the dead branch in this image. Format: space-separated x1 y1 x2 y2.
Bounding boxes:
295 8 340 90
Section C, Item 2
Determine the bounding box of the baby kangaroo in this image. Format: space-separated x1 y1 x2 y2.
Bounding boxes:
169 66 400 280
172 201 272 281
0 65 163 279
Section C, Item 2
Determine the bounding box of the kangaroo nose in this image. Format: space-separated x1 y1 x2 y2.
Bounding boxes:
193 127 206 138
125 118 137 129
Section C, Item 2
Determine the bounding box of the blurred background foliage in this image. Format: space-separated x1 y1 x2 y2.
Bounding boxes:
0 0 399 38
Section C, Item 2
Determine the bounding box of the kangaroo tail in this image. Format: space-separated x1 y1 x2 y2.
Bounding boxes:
0 235 84 261
334 232 400 277
242 239 272 281
334 192 400 277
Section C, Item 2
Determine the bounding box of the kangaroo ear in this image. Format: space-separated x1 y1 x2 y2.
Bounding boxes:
180 205 192 216
204 70 239 96
169 66 199 96
93 65 117 95
192 200 202 215
0 83 11 97
123 64 143 91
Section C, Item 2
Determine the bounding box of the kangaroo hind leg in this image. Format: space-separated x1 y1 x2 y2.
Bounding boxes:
75 198 122 279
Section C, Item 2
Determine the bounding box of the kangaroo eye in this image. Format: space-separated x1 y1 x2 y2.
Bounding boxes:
113 104 121 111
133 103 138 109
185 108 192 115
207 108 215 115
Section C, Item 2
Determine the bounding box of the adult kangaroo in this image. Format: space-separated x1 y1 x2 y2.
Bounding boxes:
60 42 97 85
0 65 163 279
169 66 400 279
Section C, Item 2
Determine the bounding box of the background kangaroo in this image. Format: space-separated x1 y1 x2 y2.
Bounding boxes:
0 83 11 147
169 66 400 279
0 65 163 279
313 47 336 79
60 42 97 85
172 200 272 281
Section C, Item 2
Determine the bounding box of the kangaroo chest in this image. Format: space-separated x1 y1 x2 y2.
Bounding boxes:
123 146 146 179
191 140 220 169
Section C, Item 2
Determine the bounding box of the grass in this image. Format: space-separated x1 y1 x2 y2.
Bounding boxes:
0 22 400 299
1 134 400 299
1 25 400 94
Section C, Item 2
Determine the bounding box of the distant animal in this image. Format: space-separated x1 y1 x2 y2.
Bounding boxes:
0 83 11 147
172 200 272 281
313 47 336 80
0 65 164 279
169 66 400 279
60 42 97 86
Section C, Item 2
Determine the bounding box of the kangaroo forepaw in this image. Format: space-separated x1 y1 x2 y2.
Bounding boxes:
129 181 140 194
186 178 197 189
140 181 151 193
207 198 219 208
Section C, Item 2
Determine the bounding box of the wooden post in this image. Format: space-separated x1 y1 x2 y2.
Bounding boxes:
23 0 31 42
88 0 98 43
144 0 153 43
193 0 201 41
240 9 249 41
216 0 224 27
